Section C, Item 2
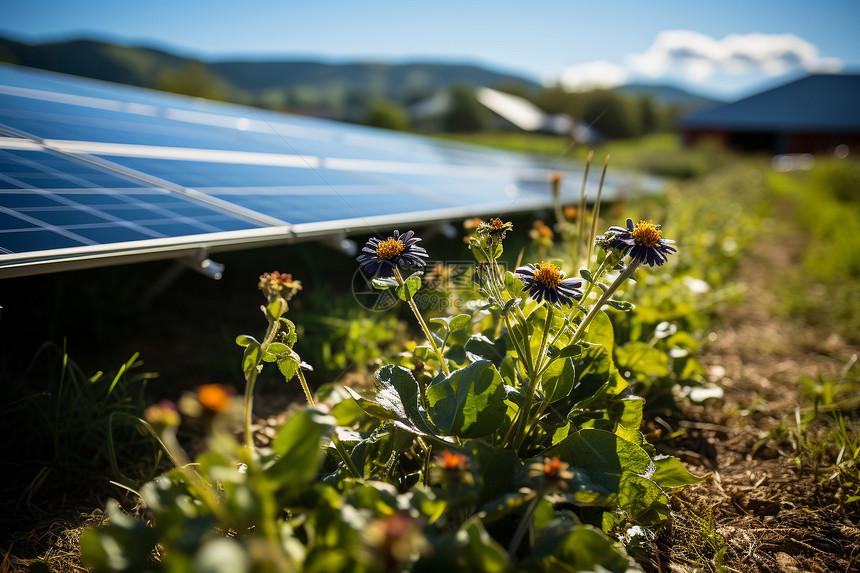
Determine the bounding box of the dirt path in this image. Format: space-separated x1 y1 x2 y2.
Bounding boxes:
644 206 860 572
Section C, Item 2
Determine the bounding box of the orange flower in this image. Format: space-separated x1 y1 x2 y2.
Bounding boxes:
197 384 233 412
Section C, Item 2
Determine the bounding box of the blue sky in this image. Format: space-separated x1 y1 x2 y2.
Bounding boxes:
3 0 859 99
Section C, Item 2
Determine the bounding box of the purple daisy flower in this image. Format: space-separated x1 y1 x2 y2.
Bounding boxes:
514 262 584 307
357 229 428 277
607 219 677 267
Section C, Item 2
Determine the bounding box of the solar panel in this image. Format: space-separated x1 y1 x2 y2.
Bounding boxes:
0 63 661 278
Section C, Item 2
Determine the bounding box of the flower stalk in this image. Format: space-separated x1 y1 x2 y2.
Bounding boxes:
393 267 451 377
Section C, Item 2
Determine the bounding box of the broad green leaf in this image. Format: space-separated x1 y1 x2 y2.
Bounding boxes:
540 357 575 403
266 298 285 320
617 473 669 524
499 355 518 386
550 342 582 359
268 342 289 355
468 440 522 506
278 356 299 382
241 342 262 380
79 501 160 572
429 313 471 333
270 409 334 485
504 271 526 298
426 361 506 438
331 396 367 426
458 517 512 573
502 297 522 315
610 397 645 432
372 276 398 290
542 428 654 492
616 342 669 379
570 311 618 403
279 318 298 347
193 538 251 573
345 365 438 437
552 525 631 573
651 455 707 488
579 268 593 282
261 352 277 363
464 334 506 366
605 299 635 311
395 273 422 301
235 334 258 348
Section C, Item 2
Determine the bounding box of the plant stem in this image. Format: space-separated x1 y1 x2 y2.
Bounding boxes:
585 155 609 266
297 368 316 408
243 372 259 450
570 259 640 345
296 367 361 478
393 267 451 377
577 151 593 265
244 314 280 449
508 487 544 557
331 430 362 479
509 307 553 451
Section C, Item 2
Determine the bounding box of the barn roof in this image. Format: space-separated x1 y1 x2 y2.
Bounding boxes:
680 74 860 132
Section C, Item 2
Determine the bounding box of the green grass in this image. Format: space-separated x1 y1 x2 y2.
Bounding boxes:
435 132 731 180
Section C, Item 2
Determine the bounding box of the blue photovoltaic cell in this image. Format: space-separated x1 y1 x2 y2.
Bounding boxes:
0 147 267 256
0 63 659 276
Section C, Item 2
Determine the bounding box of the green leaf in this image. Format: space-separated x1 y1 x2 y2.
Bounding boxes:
372 276 398 290
193 538 251 573
605 299 635 311
499 355 518 386
615 342 669 379
551 525 631 573
651 455 707 488
268 342 289 355
458 517 512 573
278 356 299 382
241 341 262 381
612 397 645 431
430 313 471 333
235 334 258 348
345 365 438 437
551 342 582 359
395 273 423 301
579 268 594 282
540 357 575 403
270 409 334 485
79 501 160 572
468 440 522 506
279 318 298 347
542 428 654 492
571 311 619 403
502 297 522 315
617 473 669 524
464 334 507 367
426 361 506 438
266 298 286 320
504 271 526 298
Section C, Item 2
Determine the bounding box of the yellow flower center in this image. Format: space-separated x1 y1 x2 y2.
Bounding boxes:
533 262 562 289
376 237 405 260
631 220 662 247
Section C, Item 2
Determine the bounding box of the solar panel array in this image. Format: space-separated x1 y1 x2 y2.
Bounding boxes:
0 63 659 278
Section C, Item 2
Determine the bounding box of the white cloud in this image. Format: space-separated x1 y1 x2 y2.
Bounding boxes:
627 30 842 82
559 60 629 92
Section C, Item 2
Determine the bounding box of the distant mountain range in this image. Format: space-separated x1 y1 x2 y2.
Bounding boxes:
0 35 721 112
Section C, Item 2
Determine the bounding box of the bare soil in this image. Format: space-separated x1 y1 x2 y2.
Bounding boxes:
642 209 860 572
